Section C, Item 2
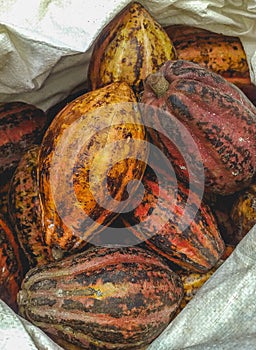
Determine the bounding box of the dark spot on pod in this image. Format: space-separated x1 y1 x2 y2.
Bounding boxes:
29 278 57 291
31 297 57 307
168 94 193 120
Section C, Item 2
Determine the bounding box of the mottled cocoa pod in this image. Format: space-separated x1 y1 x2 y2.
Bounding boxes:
39 82 148 256
8 145 54 267
88 2 176 96
164 24 256 106
164 25 250 84
0 101 47 182
174 244 234 315
121 164 225 273
142 60 256 195
18 246 183 350
0 213 25 312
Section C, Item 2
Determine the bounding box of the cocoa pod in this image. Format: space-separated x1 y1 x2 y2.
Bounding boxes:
8 145 54 267
39 82 148 255
120 164 225 273
88 2 176 96
174 244 234 314
18 246 183 350
0 213 25 312
164 24 256 106
0 101 47 183
230 182 256 242
164 25 250 84
142 60 256 195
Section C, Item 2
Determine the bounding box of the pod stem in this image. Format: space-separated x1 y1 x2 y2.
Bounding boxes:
146 73 169 98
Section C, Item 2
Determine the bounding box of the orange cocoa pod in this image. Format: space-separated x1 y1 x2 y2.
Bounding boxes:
38 82 148 256
164 24 256 105
164 24 250 85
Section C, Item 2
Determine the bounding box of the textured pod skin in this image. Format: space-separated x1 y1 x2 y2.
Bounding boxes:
88 2 176 96
0 213 24 312
18 246 183 350
230 183 256 242
164 25 256 106
0 101 47 182
164 25 250 85
0 180 9 215
8 145 54 267
203 192 240 246
39 82 148 255
121 165 225 273
174 244 234 315
142 60 256 195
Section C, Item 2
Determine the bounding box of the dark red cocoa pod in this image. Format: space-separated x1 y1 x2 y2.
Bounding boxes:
142 60 256 195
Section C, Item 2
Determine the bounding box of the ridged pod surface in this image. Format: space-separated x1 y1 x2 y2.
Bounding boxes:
88 2 176 96
8 145 54 267
39 82 148 255
164 25 250 85
121 165 225 273
0 101 47 182
0 213 24 311
142 60 256 195
18 246 183 350
174 244 234 314
164 25 256 105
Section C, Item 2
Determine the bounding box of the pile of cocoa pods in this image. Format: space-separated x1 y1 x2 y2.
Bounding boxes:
0 2 255 350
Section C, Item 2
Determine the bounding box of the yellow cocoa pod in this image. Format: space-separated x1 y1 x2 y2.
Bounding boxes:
39 82 148 256
88 2 176 96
